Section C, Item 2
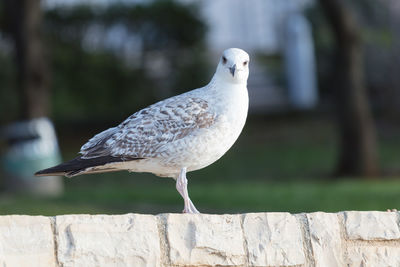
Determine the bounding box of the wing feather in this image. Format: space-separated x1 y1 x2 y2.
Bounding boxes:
79 95 216 159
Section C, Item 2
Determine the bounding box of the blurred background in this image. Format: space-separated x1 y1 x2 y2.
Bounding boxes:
0 0 399 215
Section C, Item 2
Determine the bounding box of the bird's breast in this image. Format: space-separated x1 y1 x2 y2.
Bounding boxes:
159 85 249 172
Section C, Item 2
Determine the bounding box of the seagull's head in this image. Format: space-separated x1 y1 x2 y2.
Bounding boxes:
216 48 250 84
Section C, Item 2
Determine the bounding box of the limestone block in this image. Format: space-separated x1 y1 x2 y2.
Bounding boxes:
165 214 246 266
346 246 400 267
56 214 160 267
243 212 305 267
0 215 56 266
344 211 400 240
307 212 344 267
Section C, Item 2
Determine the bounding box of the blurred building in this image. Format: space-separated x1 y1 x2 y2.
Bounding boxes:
194 0 317 112
44 0 318 113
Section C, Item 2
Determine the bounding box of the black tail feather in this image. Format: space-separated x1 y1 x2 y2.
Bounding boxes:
35 156 142 177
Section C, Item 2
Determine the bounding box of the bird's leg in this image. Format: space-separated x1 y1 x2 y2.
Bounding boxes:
176 167 200 214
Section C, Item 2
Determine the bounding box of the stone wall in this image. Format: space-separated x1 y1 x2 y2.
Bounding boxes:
0 211 399 266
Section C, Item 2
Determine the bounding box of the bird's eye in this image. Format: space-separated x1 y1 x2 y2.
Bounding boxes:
222 56 227 64
243 61 248 66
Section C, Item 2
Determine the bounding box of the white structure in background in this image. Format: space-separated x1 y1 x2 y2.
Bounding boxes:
196 0 317 112
285 13 318 109
199 0 313 53
45 0 318 113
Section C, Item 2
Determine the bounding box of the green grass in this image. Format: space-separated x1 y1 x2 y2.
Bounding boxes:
1 116 399 215
0 178 399 215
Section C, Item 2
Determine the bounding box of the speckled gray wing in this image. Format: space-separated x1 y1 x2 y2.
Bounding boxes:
79 96 216 159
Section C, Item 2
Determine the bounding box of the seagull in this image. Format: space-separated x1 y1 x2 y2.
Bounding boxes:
35 48 250 213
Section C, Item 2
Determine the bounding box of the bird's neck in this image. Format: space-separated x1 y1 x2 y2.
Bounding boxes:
207 76 248 100
206 75 249 122
210 74 248 87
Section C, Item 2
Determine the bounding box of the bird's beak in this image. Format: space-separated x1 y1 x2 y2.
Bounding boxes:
229 64 236 77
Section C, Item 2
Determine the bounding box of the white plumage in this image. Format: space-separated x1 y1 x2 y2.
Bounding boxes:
36 48 250 213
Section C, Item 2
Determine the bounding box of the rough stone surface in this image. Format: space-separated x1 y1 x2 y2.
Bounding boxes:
56 214 161 267
0 212 399 267
243 212 305 267
307 212 345 267
0 215 56 266
344 211 400 240
165 213 246 266
345 246 400 267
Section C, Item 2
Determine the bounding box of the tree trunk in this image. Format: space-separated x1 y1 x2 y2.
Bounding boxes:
4 0 50 119
319 0 379 177
2 0 63 196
